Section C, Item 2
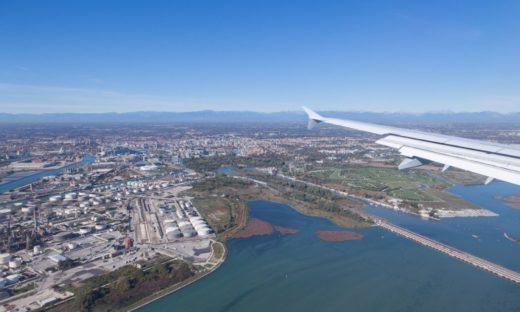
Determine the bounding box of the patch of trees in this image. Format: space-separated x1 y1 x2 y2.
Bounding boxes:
58 259 80 271
68 259 195 312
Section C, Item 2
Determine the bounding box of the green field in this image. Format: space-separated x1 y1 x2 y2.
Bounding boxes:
307 166 449 202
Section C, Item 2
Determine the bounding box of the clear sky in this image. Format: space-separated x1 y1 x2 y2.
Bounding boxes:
0 0 519 113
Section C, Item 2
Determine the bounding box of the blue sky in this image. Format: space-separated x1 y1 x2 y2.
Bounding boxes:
0 0 519 113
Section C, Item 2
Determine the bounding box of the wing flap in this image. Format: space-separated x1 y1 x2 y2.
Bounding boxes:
399 146 520 185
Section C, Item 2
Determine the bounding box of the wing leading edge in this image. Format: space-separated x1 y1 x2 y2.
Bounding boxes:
302 106 520 186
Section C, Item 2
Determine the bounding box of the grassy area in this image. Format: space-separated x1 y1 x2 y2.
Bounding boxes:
387 189 438 201
12 282 36 295
211 241 225 260
187 176 252 240
306 165 449 203
302 163 482 211
309 166 449 191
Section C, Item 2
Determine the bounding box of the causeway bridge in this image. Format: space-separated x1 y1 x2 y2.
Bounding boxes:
377 219 520 284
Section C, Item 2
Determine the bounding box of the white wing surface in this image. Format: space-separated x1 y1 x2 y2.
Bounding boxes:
303 106 520 186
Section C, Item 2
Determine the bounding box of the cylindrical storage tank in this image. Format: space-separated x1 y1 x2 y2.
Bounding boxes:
6 274 21 284
193 223 210 230
8 258 21 269
178 221 191 228
196 228 212 236
49 196 60 202
181 229 197 237
165 226 180 233
79 227 91 235
166 231 182 239
0 254 11 265
64 192 77 200
179 225 194 232
191 220 206 226
33 245 42 255
21 207 33 214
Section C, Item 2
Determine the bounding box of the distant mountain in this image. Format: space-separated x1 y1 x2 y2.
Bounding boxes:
0 110 520 123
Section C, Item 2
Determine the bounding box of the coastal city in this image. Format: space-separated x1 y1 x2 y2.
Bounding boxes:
2 1 520 311
0 121 520 311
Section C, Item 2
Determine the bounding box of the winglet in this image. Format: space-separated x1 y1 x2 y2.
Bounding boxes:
302 106 324 130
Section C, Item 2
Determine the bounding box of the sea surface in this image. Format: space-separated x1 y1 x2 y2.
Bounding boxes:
140 183 520 312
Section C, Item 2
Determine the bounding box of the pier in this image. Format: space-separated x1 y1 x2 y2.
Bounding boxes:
377 220 520 284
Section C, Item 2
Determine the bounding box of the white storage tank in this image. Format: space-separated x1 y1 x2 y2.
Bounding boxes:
49 195 62 202
8 258 21 269
193 223 210 230
79 227 91 235
196 228 212 236
165 226 180 233
191 220 206 226
166 231 182 239
95 224 107 231
178 220 191 228
181 228 197 237
33 245 42 255
21 207 33 214
6 274 21 284
64 192 77 200
164 219 177 226
0 253 11 265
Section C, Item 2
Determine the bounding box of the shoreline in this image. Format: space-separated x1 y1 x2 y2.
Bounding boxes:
127 241 227 311
277 174 498 220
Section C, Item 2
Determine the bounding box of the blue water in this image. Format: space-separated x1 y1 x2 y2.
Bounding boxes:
0 154 96 194
366 182 520 271
140 198 520 312
216 166 236 175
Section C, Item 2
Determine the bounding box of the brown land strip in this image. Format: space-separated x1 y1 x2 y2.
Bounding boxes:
497 196 520 209
274 225 299 235
234 218 274 238
315 230 363 241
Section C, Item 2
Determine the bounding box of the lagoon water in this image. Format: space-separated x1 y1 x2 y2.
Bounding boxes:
140 183 520 312
0 154 95 194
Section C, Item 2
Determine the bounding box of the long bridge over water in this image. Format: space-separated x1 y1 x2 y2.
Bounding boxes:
376 219 520 284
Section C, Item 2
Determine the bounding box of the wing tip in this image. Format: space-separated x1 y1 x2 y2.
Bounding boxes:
302 106 324 130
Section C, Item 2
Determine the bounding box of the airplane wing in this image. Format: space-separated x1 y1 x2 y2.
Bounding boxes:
303 106 520 186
